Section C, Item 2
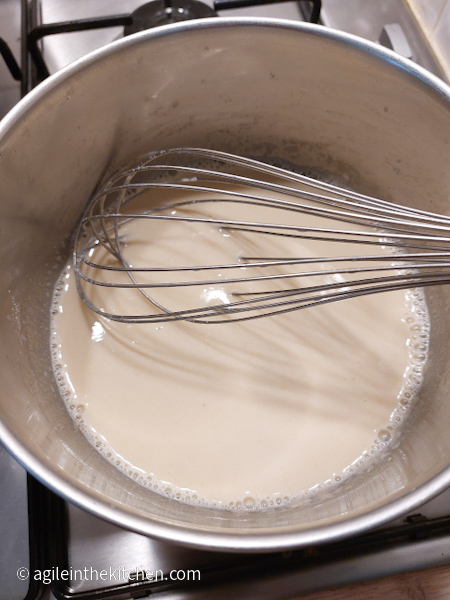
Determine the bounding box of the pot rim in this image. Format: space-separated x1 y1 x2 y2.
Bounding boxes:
1 17 450 552
3 420 450 552
1 16 449 137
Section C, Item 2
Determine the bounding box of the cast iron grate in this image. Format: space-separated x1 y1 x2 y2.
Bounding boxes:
24 475 450 600
0 0 321 88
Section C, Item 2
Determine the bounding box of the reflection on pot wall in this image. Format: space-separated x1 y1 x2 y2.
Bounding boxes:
407 0 450 75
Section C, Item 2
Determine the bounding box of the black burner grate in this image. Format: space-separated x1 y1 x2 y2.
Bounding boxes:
23 475 450 600
0 0 321 87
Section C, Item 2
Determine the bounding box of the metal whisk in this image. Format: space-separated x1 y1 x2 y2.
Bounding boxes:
74 148 450 324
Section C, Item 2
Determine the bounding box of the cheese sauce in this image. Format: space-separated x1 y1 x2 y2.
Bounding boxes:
51 171 429 510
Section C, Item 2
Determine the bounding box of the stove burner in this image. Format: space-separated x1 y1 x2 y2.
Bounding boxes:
14 0 321 87
124 0 217 33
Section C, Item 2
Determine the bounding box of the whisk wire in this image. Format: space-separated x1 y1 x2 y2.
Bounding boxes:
74 148 450 324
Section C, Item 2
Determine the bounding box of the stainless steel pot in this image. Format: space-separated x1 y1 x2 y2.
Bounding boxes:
0 18 449 552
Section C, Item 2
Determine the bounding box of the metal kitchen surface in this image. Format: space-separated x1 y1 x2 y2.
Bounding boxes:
0 1 449 599
15 0 450 83
2 465 450 600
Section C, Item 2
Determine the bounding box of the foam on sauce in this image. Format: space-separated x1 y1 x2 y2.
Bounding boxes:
51 163 430 510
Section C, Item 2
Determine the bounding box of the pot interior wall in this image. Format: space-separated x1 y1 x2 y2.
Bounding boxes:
0 20 449 548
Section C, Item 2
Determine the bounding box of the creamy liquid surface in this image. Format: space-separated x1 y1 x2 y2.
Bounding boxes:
51 172 429 510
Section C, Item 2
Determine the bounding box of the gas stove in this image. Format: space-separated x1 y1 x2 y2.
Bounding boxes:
1 2 449 599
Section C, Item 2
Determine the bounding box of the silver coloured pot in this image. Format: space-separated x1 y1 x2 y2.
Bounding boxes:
0 18 449 552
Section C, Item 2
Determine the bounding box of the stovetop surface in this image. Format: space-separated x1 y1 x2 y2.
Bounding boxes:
2 440 450 600
37 0 449 80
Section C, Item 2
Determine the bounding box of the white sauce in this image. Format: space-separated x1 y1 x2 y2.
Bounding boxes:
51 169 429 510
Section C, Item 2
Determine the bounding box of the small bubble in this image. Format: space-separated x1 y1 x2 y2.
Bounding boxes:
244 496 256 509
378 429 391 443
